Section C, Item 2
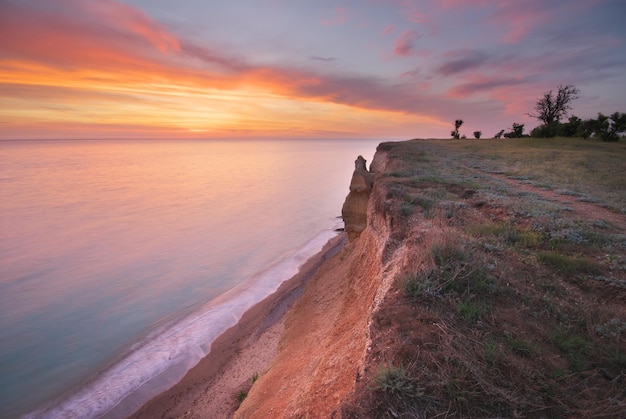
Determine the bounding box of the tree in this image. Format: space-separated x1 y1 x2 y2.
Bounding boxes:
504 123 524 138
451 119 463 139
530 115 583 138
473 130 482 139
494 129 505 139
528 84 580 125
591 112 626 142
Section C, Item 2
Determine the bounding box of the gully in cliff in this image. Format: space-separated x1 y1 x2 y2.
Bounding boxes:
341 155 374 241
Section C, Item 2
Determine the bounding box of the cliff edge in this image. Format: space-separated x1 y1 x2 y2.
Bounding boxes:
237 139 626 417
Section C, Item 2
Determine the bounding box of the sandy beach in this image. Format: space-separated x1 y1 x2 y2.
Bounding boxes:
128 234 347 418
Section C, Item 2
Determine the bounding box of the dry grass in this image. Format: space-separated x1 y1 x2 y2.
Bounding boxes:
341 138 626 418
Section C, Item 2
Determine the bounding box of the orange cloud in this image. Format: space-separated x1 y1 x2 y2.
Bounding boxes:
0 0 471 139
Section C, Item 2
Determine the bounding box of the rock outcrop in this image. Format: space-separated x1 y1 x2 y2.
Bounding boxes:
341 155 374 241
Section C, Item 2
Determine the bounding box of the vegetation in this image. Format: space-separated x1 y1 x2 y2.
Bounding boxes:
528 84 580 125
531 111 626 141
373 364 418 397
503 122 525 138
341 139 626 418
235 372 260 406
452 85 624 141
451 119 463 139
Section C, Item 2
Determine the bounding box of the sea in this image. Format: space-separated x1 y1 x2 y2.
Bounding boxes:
0 138 381 418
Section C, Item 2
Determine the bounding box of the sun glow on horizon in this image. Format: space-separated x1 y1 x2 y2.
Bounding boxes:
1 57 444 139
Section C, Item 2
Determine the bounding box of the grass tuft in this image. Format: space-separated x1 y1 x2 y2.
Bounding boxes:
537 252 601 275
457 300 487 325
374 364 419 397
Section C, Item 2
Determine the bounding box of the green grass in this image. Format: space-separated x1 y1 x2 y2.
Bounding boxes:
482 338 501 365
504 333 536 358
537 252 601 275
457 300 487 325
548 328 590 372
374 364 419 397
467 222 544 248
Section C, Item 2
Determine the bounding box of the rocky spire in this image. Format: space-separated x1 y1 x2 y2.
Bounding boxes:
341 156 373 241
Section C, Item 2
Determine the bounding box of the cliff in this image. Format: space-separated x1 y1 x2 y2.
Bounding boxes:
235 147 396 417
236 139 626 417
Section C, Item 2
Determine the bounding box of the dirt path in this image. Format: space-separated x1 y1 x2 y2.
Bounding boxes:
483 171 626 231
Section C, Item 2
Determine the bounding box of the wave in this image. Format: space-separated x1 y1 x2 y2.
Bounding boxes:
25 227 341 419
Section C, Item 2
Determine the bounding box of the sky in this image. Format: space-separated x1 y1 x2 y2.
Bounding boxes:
1 0 625 140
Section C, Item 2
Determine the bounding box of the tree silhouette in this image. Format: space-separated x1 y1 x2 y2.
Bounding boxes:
504 123 525 138
528 84 580 125
451 119 464 139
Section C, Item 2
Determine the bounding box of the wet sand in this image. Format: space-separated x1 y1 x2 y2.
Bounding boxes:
127 234 347 419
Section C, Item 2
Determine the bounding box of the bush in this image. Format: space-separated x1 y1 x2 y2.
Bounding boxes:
374 364 417 397
473 131 482 139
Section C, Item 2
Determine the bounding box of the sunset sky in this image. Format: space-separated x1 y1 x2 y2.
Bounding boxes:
1 0 625 140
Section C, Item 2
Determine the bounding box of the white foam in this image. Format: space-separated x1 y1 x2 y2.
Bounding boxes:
25 227 340 419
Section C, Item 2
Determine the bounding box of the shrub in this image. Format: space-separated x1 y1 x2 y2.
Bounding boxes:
374 364 418 397
236 390 248 403
473 131 482 139
399 202 413 217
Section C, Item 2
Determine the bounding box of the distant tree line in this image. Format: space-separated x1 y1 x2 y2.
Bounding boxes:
450 84 624 141
530 112 626 141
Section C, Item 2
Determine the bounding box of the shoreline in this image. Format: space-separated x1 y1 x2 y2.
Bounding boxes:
126 233 347 418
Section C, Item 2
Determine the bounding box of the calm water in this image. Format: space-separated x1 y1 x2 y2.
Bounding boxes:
0 138 380 418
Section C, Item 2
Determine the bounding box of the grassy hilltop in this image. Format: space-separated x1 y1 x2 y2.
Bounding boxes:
341 137 626 417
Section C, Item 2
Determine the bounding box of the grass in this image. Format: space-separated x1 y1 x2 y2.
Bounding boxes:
482 338 501 365
467 222 544 248
235 372 259 405
341 138 626 418
434 137 626 212
235 390 248 403
374 364 418 397
457 300 487 325
504 333 537 358
537 252 601 275
548 328 590 372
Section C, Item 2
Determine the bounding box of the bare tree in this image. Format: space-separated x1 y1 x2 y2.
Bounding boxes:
528 84 580 125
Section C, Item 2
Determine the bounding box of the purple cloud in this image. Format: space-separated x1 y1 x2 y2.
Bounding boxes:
309 56 337 62
437 50 490 76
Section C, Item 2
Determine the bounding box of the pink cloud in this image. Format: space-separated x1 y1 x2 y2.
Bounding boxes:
382 24 395 36
84 0 180 53
322 6 348 26
393 30 422 57
450 74 531 98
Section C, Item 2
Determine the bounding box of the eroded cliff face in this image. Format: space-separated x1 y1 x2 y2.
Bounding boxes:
341 155 374 241
235 147 396 418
